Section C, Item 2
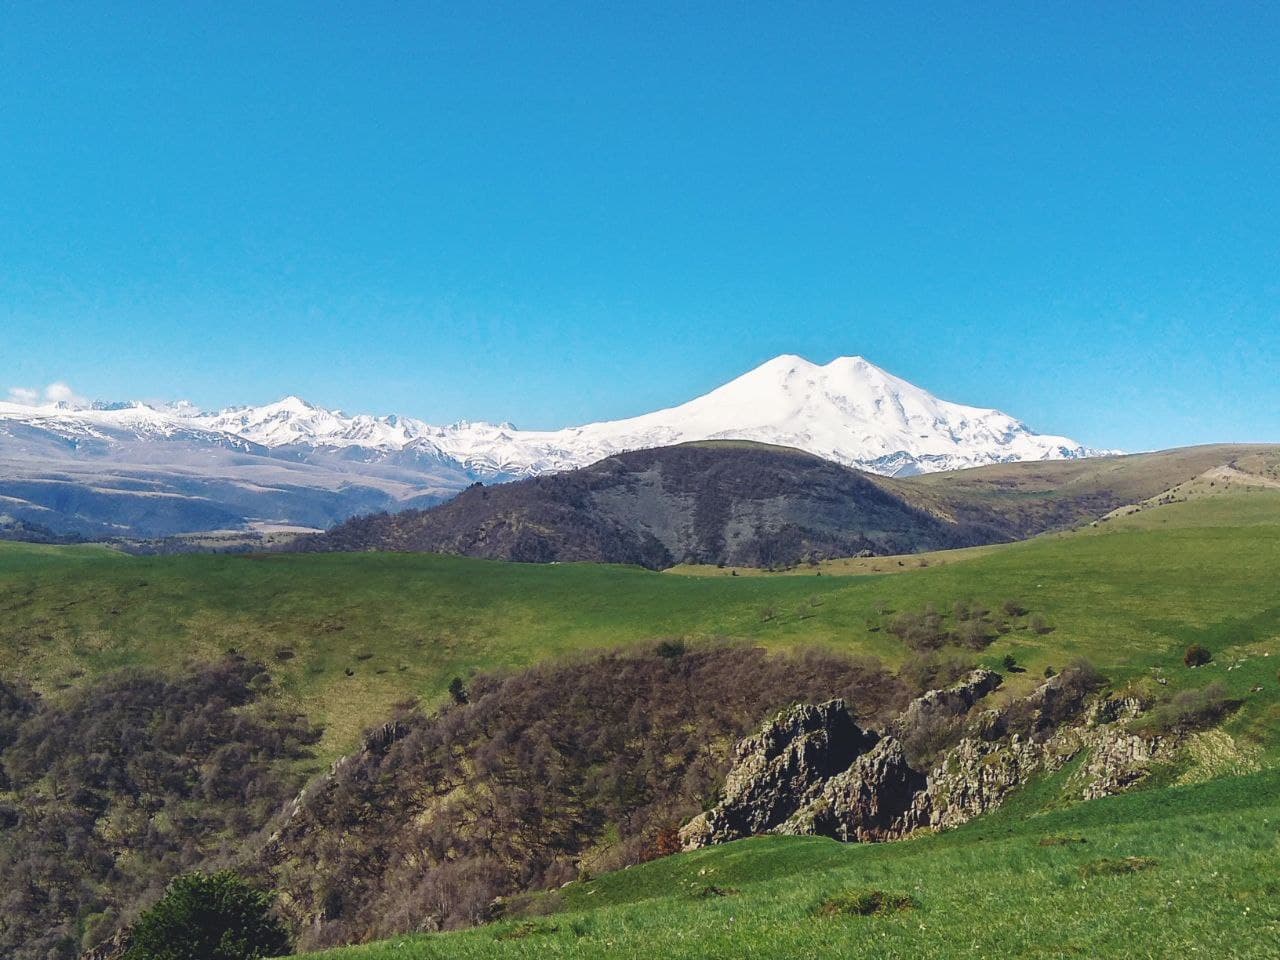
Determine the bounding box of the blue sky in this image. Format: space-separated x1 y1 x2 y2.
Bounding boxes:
1 2 1277 451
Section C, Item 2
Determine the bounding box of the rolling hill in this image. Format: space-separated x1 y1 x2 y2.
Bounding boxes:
296 441 1280 568
294 442 998 568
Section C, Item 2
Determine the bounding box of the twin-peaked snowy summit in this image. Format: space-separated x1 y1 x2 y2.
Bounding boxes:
0 355 1098 479
467 354 1095 477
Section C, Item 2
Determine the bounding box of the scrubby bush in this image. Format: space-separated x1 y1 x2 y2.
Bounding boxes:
1137 681 1235 734
897 652 978 695
886 609 948 651
1001 599 1028 617
814 889 915 917
953 617 996 650
125 872 290 960
1184 644 1213 667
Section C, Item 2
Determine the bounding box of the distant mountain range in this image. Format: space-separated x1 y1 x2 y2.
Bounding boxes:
0 355 1104 538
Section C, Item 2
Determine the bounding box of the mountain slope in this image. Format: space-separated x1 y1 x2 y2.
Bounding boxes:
0 355 1103 538
296 442 996 568
423 355 1100 478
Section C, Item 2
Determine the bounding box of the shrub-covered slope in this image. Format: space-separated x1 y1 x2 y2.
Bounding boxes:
0 658 319 960
258 645 907 950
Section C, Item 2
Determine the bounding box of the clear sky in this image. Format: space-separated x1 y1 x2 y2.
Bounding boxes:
1 2 1277 451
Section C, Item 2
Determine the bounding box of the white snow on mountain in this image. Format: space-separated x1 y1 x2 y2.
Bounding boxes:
425 355 1100 477
0 355 1105 479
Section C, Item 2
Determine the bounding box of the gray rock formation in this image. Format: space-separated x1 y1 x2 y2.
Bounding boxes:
778 736 925 841
682 676 1172 851
678 699 877 848
890 668 1001 738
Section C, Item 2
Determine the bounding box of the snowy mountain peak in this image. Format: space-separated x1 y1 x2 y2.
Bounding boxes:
0 356 1106 480
433 353 1097 478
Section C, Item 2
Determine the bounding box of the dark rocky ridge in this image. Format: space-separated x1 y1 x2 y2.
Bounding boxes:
295 442 998 568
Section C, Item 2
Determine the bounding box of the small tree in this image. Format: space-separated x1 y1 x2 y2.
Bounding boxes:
1184 644 1213 668
125 871 290 960
655 639 687 660
447 676 469 705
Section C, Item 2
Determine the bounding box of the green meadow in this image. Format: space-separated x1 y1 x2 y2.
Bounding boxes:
3 490 1280 760
302 766 1280 959
3 488 1280 956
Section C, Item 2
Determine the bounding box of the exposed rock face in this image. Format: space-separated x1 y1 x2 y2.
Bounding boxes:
909 733 1067 831
890 669 1001 738
682 676 1172 851
1075 727 1167 801
778 736 926 841
679 700 877 848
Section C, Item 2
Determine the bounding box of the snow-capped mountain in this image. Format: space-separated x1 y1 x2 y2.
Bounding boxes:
423 355 1099 477
4 354 1100 476
0 355 1105 538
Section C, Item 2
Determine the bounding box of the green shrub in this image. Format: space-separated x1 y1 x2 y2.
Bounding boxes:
814 889 916 917
125 871 290 960
1135 681 1235 734
448 676 469 704
1184 644 1213 667
1079 856 1157 878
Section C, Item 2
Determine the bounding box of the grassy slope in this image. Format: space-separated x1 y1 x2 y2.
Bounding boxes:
294 491 1280 958
4 486 1280 957
3 490 1280 760
302 767 1280 959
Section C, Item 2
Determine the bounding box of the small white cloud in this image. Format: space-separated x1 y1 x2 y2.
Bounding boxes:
5 382 88 407
7 386 39 404
43 381 85 405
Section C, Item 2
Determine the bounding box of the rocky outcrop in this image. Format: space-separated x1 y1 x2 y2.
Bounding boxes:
79 931 131 960
909 732 1068 831
890 669 1001 738
682 677 1173 851
1074 727 1167 801
778 736 926 841
679 700 878 848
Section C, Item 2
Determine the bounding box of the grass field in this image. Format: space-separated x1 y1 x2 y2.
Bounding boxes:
300 765 1280 959
3 489 1280 759
3 485 1280 957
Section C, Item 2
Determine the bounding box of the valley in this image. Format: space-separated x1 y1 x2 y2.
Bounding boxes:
2 454 1278 959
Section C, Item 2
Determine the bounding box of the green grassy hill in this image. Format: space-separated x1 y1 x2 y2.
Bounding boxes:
3 481 1280 957
301 766 1280 959
3 487 1279 760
